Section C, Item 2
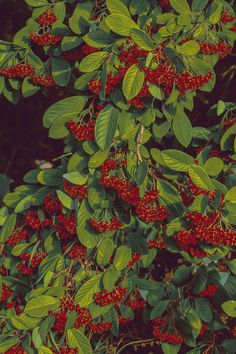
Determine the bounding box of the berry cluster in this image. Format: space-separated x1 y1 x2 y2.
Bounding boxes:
199 40 233 59
53 299 92 334
61 50 83 62
135 190 170 223
127 253 141 268
125 299 146 310
173 229 208 258
100 173 140 205
175 71 212 95
5 346 26 354
148 238 165 249
20 251 47 268
87 321 112 334
44 194 62 215
153 326 184 344
88 72 123 95
7 229 29 247
220 10 235 24
80 44 100 55
64 180 88 200
30 75 56 87
118 315 131 324
37 10 57 26
0 64 34 78
159 0 170 9
66 121 95 141
63 243 87 260
0 284 13 302
17 263 33 275
143 64 176 96
89 216 122 233
52 348 78 354
186 212 236 247
30 32 63 46
95 287 127 306
199 284 218 298
25 211 40 230
55 214 76 241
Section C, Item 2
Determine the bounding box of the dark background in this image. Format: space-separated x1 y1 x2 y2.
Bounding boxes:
0 0 235 188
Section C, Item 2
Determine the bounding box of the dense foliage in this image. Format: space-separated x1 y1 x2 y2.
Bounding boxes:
0 0 236 353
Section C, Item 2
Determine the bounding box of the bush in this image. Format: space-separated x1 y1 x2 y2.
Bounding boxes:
0 1 236 353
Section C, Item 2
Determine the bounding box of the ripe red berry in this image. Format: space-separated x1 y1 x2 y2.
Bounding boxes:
95 288 127 306
89 216 122 233
64 180 88 200
37 10 57 26
30 32 63 46
30 75 56 87
67 120 95 141
0 64 35 78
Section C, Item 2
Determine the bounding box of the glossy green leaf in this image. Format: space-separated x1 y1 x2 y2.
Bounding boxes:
122 64 145 100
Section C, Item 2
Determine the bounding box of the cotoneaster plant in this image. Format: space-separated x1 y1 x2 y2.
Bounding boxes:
0 0 236 353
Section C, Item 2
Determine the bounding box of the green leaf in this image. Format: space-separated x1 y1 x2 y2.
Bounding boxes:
75 273 102 307
32 327 42 349
222 339 236 353
188 57 215 92
106 0 130 17
204 157 224 177
173 107 192 147
79 52 108 73
195 298 213 323
161 343 181 354
24 295 60 317
95 105 119 150
173 265 191 285
209 4 223 25
191 0 208 12
63 172 88 185
61 36 81 51
77 201 101 248
83 30 116 48
0 213 16 244
221 124 236 151
22 77 40 97
222 301 236 317
37 168 62 186
113 245 132 271
15 195 33 213
151 300 170 319
56 190 73 210
25 0 48 6
217 100 226 116
178 40 200 56
161 149 194 172
122 64 145 100
189 165 214 191
149 85 164 100
169 0 191 14
129 28 154 51
48 113 74 139
11 313 41 330
67 329 92 354
43 96 87 128
106 14 138 36
97 239 115 265
153 121 171 139
38 347 53 354
51 58 71 87
191 267 208 295
228 259 236 275
89 149 110 169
